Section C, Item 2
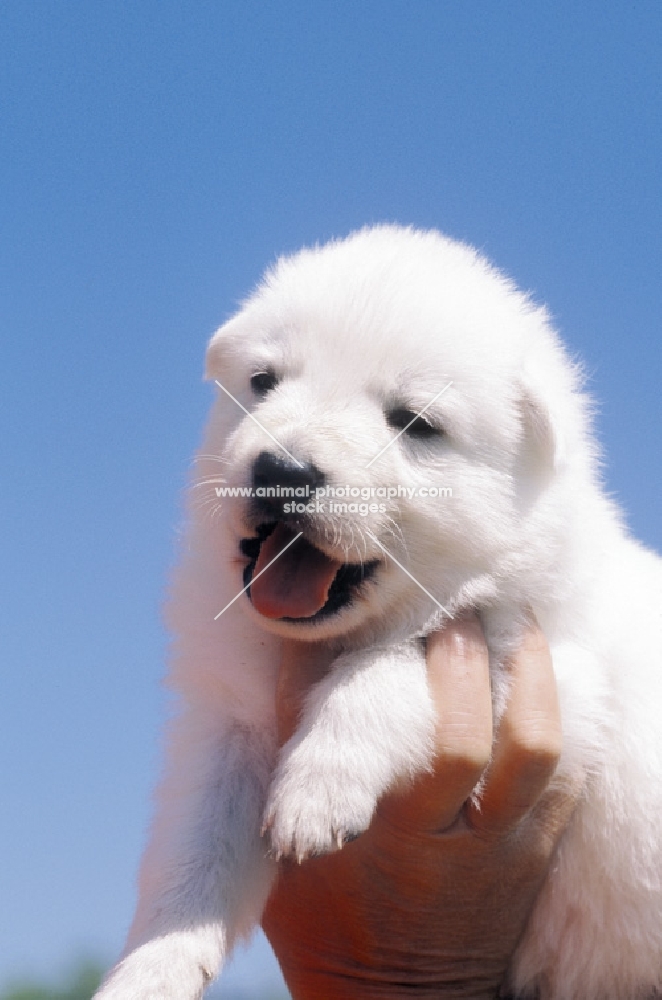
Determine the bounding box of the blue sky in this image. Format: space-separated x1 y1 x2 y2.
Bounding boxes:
1 2 660 994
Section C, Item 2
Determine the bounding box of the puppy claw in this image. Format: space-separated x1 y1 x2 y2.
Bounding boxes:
343 830 362 844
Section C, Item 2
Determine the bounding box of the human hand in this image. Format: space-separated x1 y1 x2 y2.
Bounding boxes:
262 615 583 999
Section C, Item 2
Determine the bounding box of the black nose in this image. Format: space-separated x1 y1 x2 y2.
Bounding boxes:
251 451 325 495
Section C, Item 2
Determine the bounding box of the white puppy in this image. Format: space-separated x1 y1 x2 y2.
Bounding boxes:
96 226 662 1000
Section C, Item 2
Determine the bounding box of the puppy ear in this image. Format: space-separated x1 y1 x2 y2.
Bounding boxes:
204 321 235 380
518 362 566 474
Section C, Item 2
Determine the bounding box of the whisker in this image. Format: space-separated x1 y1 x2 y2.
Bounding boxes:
193 454 231 465
188 476 229 489
382 515 406 552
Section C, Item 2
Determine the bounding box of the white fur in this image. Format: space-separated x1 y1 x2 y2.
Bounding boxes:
96 226 662 999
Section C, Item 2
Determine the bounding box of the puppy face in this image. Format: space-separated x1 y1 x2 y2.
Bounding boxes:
201 226 571 641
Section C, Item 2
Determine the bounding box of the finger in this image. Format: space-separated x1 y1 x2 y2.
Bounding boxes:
275 640 336 746
523 764 586 855
467 622 563 834
379 613 493 833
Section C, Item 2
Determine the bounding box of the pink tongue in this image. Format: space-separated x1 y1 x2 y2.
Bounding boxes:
250 523 342 619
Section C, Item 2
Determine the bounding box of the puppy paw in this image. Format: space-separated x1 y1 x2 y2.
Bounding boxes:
94 933 220 1000
263 757 377 860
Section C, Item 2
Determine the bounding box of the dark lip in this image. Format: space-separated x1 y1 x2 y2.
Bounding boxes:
239 522 380 622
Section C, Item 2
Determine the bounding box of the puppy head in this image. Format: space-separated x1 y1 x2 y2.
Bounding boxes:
200 226 586 641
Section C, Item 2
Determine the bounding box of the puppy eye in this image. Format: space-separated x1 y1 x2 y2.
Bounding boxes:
387 407 440 439
250 370 279 396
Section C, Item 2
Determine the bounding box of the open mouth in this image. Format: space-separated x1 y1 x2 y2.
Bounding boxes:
240 522 380 622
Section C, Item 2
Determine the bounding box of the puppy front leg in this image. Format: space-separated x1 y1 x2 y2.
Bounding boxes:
95 711 277 1000
264 642 436 860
